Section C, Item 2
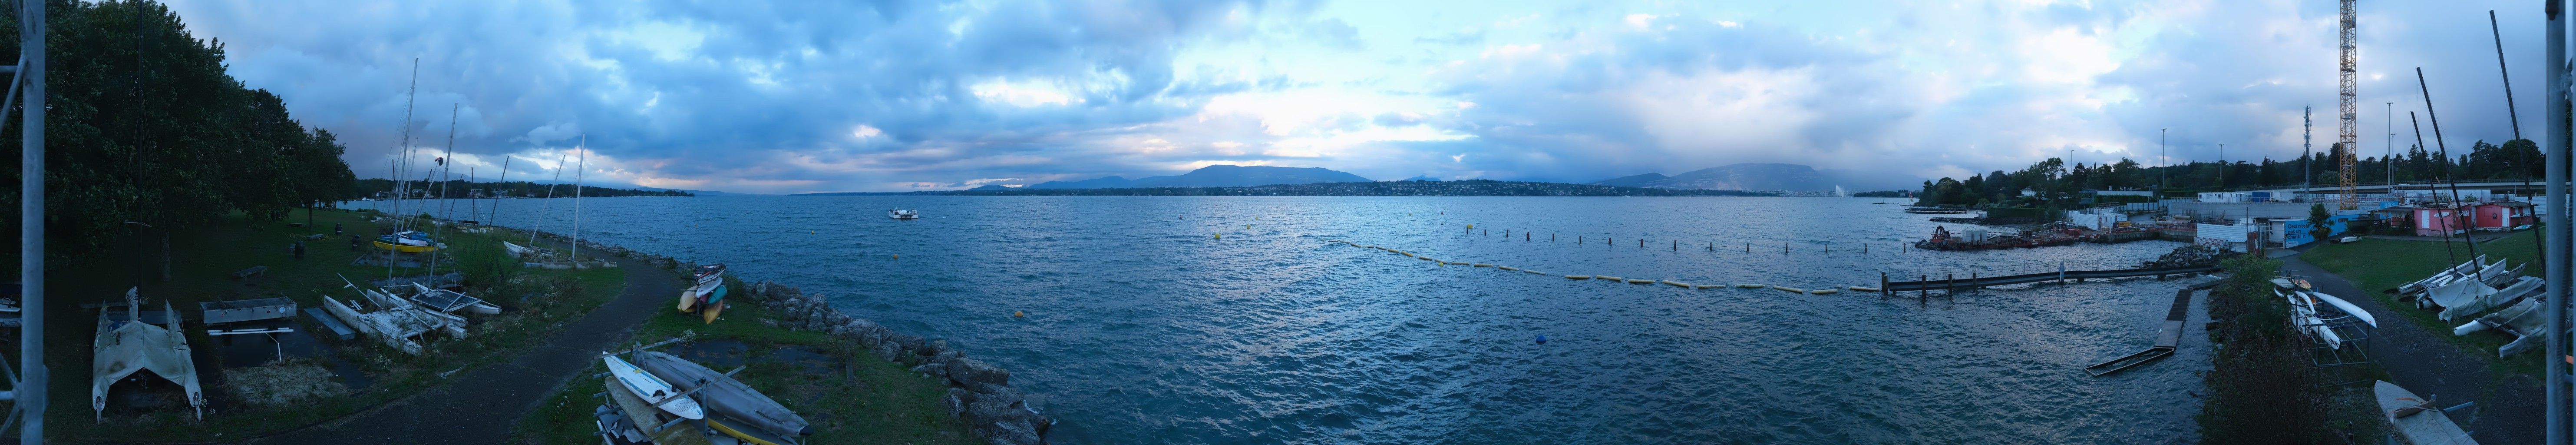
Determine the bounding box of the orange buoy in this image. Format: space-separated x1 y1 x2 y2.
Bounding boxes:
1014 311 1025 318
892 254 899 259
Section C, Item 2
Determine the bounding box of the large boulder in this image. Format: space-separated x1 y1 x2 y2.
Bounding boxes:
984 418 1043 445
945 389 971 418
873 342 905 362
912 362 948 379
947 357 1011 388
922 339 950 358
893 334 928 354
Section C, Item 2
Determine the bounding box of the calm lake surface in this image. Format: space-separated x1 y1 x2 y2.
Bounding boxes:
357 196 2209 444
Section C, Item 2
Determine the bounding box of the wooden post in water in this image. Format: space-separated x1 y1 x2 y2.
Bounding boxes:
1746 242 1751 253
1880 272 1889 296
1969 271 1977 292
1672 240 1677 251
1946 273 1955 296
1783 242 1789 254
1920 275 1929 300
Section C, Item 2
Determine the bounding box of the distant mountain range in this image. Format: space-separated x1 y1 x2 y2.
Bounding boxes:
1028 165 1374 189
1587 163 1917 192
792 179 1778 197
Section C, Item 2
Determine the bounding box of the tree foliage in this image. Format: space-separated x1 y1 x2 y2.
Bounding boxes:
0 0 357 264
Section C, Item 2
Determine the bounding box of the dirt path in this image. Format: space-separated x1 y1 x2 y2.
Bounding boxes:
251 252 677 445
2278 256 2541 444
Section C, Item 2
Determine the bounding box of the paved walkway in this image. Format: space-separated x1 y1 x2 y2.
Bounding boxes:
252 252 677 444
2278 255 2541 444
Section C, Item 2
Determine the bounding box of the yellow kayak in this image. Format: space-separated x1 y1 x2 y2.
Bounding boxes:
371 240 438 253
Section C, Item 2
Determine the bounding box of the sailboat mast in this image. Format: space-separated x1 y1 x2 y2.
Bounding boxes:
571 135 586 262
439 103 458 222
388 58 419 280
530 153 565 247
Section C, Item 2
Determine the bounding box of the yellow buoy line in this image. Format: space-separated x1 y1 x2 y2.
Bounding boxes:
1324 239 1877 294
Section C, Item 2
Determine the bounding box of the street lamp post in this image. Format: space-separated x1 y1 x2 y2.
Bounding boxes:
2160 128 2168 192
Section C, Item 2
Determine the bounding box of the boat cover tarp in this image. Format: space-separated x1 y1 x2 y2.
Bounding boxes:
92 301 204 421
635 351 811 441
2439 276 2541 322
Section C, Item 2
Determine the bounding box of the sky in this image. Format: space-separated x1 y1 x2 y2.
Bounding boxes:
167 0 2556 193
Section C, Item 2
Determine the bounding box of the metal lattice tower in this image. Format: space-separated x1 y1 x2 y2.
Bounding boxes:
2303 106 2313 195
2335 0 2359 209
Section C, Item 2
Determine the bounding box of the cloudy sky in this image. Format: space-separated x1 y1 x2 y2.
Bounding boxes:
168 0 2550 193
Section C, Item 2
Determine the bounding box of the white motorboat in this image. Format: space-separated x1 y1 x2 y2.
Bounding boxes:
889 209 919 220
604 355 704 420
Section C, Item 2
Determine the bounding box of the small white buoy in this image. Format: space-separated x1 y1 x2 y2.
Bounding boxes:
1661 280 1691 288
1846 286 1881 292
1771 286 1807 293
1498 266 1520 271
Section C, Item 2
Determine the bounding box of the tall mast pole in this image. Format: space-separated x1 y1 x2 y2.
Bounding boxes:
2540 1 2569 442
17 0 49 441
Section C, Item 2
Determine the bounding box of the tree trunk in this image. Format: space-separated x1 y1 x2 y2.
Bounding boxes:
158 230 172 282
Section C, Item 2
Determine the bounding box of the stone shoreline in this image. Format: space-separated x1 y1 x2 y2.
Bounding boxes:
527 228 1052 445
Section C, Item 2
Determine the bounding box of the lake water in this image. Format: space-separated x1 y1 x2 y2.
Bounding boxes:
353 196 2210 444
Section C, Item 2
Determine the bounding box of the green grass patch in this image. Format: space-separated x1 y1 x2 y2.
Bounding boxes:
37 208 628 443
513 288 982 445
2299 230 2547 378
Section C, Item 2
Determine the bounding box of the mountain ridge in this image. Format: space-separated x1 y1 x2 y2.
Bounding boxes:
1029 165 1373 189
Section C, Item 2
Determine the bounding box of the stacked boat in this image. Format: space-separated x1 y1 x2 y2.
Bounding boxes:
325 274 497 355
594 346 812 445
2411 256 2565 357
2271 278 2377 351
676 264 729 324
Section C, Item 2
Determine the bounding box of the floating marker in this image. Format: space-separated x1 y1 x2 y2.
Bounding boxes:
1808 289 1840 295
1534 335 1549 345
893 254 899 259
1734 283 1763 289
1846 286 1881 292
1597 276 1625 281
1499 266 1521 271
1215 233 1222 239
1014 311 1025 317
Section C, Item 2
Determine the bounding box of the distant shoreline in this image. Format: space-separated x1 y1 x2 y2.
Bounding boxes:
791 179 1820 197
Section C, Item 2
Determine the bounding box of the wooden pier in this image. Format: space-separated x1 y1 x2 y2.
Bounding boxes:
1876 264 2221 295
2083 288 2198 376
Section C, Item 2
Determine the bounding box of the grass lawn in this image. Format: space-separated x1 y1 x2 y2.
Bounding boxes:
30 207 627 443
513 277 984 445
2298 230 2547 378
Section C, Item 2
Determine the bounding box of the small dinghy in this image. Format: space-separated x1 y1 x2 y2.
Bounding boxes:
604 355 704 420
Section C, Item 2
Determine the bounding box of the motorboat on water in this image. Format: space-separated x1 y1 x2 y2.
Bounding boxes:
888 209 919 220
373 230 443 253
604 354 704 420
634 351 812 445
676 263 729 324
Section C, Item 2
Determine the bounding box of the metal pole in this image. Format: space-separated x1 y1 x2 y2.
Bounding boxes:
2543 2 2569 443
18 0 44 441
2160 128 2167 193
